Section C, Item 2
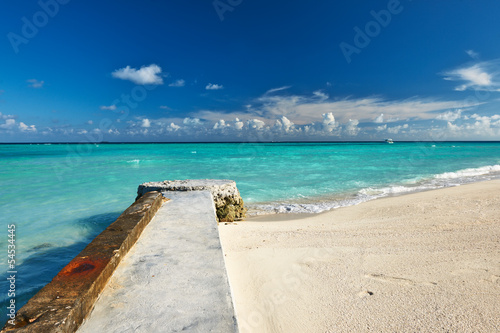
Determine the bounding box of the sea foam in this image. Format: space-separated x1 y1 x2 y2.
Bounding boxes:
249 164 500 215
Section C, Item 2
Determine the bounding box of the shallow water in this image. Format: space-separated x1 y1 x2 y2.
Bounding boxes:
1 141 500 325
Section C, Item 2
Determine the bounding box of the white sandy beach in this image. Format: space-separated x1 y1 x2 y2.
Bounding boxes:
219 180 500 332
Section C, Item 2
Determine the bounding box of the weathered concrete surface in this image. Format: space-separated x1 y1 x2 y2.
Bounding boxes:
1 192 165 333
137 179 246 222
78 191 238 333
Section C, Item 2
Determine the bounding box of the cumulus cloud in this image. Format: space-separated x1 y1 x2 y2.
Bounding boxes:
387 124 408 134
112 64 164 85
168 123 180 132
114 105 500 141
247 119 265 130
141 119 151 128
19 122 36 132
205 83 223 90
234 118 244 130
345 119 360 136
245 92 476 126
0 118 16 129
374 113 384 123
213 119 229 130
27 79 44 88
192 92 469 128
100 104 117 111
321 112 337 133
0 113 36 133
274 116 296 134
183 117 203 127
443 113 500 138
436 109 462 122
169 79 185 87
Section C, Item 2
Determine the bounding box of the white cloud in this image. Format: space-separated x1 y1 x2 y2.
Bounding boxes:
322 112 337 132
205 83 223 90
0 113 36 133
112 64 164 85
248 92 476 126
160 105 171 110
141 119 151 128
466 50 479 59
27 79 44 88
0 112 14 120
117 107 500 141
443 60 500 91
387 124 408 134
443 114 500 138
168 123 180 132
0 118 16 129
313 90 329 101
436 109 462 122
456 66 491 86
169 79 185 87
19 122 36 132
345 119 360 136
100 104 117 111
265 86 291 94
183 118 203 128
247 119 265 130
213 119 229 130
274 116 296 134
374 113 384 123
234 118 244 130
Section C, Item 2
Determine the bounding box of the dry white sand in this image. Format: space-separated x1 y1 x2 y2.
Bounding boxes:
219 180 500 332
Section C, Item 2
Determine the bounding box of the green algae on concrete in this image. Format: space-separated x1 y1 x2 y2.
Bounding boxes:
137 179 247 222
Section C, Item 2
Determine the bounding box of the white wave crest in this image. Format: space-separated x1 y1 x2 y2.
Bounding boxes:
434 164 500 179
249 164 500 216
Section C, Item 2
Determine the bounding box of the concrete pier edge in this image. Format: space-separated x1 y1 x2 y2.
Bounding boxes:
1 191 165 333
137 179 247 222
78 190 239 332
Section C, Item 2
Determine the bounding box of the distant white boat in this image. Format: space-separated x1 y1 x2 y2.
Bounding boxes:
385 138 394 144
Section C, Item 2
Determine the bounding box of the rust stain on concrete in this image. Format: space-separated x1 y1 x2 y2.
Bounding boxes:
1 191 165 333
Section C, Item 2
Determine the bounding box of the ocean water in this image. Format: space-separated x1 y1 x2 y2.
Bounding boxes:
1 141 500 325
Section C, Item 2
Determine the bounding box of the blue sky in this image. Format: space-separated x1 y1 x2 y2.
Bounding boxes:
1 0 500 142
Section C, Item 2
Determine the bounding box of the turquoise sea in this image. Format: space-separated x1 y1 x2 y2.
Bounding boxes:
1 141 500 325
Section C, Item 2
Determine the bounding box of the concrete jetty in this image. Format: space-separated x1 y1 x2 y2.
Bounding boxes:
138 179 247 222
2 180 242 333
78 190 238 332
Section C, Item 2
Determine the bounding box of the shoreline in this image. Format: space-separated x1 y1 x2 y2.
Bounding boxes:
220 179 500 332
245 161 500 217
